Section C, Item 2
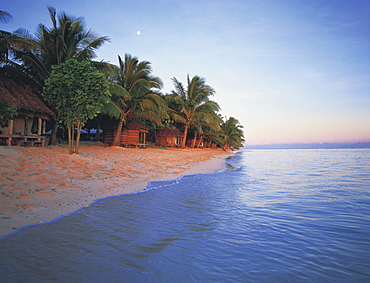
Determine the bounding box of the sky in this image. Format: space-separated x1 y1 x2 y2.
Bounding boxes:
2 0 370 145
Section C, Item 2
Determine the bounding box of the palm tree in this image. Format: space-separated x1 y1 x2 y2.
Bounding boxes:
193 112 223 148
218 116 244 150
0 10 36 61
0 11 12 23
166 75 220 149
2 7 110 145
107 54 166 146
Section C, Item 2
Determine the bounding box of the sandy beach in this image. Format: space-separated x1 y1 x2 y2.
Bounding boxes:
0 142 233 238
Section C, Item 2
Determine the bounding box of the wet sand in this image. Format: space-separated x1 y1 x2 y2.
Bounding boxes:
0 142 233 238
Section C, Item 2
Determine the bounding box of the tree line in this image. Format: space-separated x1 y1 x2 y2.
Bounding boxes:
0 7 244 154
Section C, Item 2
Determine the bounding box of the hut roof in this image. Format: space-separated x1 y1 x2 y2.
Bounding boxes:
0 77 54 118
156 126 181 136
126 116 149 131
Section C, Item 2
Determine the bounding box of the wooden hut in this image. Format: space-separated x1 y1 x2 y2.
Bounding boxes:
103 117 149 147
0 78 55 146
155 126 182 147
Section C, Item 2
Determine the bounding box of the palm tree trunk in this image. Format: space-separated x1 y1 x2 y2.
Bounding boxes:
181 125 188 149
191 133 197 148
113 119 123 146
204 138 210 148
196 136 203 148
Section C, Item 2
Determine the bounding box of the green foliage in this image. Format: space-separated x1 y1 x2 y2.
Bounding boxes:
0 101 18 128
167 75 220 148
217 116 245 150
44 59 110 153
44 59 110 126
1 7 110 145
105 54 166 146
112 54 165 124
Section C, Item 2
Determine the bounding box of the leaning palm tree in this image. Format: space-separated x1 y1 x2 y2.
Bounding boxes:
166 75 220 149
218 116 244 150
107 54 166 146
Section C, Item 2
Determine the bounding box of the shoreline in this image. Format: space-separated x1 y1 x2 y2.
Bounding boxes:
0 142 233 238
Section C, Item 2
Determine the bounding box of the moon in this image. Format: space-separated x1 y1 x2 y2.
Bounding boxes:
136 31 141 35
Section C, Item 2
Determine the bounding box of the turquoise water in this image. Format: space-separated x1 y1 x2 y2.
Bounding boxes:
0 149 370 282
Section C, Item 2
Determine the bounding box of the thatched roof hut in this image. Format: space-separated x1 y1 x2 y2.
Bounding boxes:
0 77 54 119
0 78 54 140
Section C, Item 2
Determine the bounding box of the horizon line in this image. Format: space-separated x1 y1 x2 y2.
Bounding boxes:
243 141 370 149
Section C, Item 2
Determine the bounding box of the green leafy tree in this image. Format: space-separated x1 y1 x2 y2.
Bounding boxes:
166 75 220 149
44 59 109 154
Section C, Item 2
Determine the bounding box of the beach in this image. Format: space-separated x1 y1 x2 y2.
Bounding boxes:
0 142 233 238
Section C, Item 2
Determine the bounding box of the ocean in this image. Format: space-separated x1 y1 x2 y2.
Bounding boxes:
0 148 369 282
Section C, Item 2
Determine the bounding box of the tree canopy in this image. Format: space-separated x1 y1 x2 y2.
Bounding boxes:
44 59 110 153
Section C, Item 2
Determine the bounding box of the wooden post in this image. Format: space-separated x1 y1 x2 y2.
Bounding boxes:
8 119 13 134
36 117 42 143
7 119 14 146
24 117 29 135
37 118 42 135
42 120 46 134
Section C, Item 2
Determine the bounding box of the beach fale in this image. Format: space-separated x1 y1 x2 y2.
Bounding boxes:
0 78 54 146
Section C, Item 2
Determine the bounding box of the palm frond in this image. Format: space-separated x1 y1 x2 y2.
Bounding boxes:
101 100 125 120
109 82 130 100
0 10 13 23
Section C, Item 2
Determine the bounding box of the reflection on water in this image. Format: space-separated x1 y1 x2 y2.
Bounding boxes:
0 149 369 282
